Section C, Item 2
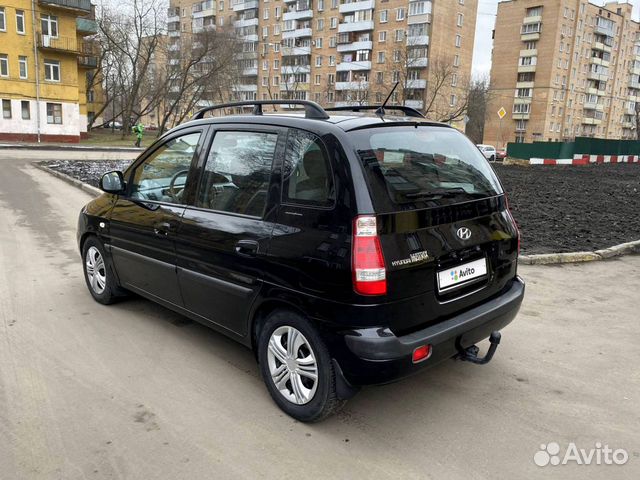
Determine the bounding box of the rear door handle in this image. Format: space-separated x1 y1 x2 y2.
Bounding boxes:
153 221 173 237
235 240 259 257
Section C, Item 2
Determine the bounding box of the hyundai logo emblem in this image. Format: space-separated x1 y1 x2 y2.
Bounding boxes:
457 227 472 240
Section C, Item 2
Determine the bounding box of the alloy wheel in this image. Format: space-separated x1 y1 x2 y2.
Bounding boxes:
85 246 107 295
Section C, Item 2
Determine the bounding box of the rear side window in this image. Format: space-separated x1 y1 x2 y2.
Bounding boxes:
282 129 334 207
197 130 277 217
352 126 503 212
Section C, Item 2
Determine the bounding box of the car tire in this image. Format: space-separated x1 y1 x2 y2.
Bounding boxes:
82 236 126 305
258 310 345 422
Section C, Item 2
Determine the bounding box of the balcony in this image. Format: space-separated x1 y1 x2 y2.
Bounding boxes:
407 14 430 25
281 45 311 56
77 55 98 68
518 64 536 73
335 81 370 91
168 30 181 37
408 57 428 68
282 27 313 39
76 18 97 35
234 17 259 28
582 117 602 125
629 79 640 90
38 0 91 13
336 61 371 71
339 0 375 14
522 15 542 24
512 112 530 120
405 79 426 89
630 66 640 76
193 5 216 18
519 48 537 57
590 56 610 67
516 81 535 89
338 20 374 33
233 84 258 92
593 41 612 53
283 9 313 21
279 82 310 91
404 99 424 110
594 24 614 37
406 35 429 46
281 65 311 74
622 121 635 129
242 67 258 76
37 34 83 54
587 71 608 82
337 40 373 52
520 30 540 41
233 0 259 11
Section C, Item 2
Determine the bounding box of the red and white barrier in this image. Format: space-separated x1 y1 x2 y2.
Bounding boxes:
529 154 640 165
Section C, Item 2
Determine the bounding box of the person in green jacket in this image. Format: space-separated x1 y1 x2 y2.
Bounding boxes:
132 122 144 147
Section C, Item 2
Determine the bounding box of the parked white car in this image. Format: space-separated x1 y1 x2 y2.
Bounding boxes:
477 144 497 161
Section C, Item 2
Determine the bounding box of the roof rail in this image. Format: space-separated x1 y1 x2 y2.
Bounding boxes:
324 105 425 119
191 100 330 120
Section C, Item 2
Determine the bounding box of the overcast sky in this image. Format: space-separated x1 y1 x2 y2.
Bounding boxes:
471 0 640 79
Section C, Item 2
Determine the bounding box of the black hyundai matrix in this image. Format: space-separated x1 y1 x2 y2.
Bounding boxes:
78 101 524 422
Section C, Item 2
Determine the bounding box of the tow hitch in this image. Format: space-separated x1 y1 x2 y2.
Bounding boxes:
456 331 501 365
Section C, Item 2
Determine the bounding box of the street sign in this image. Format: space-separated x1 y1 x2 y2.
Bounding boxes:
498 107 507 119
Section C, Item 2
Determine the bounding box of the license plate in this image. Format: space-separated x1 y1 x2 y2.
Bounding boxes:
437 258 487 292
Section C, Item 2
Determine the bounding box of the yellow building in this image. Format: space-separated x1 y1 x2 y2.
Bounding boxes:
0 0 102 142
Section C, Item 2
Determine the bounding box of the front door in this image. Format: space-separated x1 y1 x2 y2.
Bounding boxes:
108 129 206 306
176 126 284 335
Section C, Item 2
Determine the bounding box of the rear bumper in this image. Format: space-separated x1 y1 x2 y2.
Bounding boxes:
336 276 525 385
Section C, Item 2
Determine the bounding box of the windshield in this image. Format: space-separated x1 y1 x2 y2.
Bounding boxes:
352 126 503 212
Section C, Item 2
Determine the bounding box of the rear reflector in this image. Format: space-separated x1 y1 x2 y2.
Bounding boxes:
353 216 387 295
412 345 432 363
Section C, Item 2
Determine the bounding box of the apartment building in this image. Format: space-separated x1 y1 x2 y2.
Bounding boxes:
166 0 477 128
484 0 640 147
0 0 102 142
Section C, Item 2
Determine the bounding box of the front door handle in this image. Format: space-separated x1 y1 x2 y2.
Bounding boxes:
153 221 173 237
235 240 259 257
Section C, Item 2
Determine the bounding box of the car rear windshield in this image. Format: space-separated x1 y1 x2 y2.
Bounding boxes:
351 126 503 212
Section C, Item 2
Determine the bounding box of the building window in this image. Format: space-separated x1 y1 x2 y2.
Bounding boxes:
41 15 58 37
379 31 386 42
0 7 5 31
450 94 457 107
330 17 337 29
457 13 463 27
44 60 60 81
395 29 404 42
317 0 324 11
455 34 461 47
2 99 11 119
46 103 62 124
396 8 405 21
0 54 8 77
18 56 28 79
21 100 30 120
316 56 322 66
315 74 321 85
316 37 323 48
317 18 324 30
16 10 25 34
329 55 335 66
526 6 542 17
453 54 460 66
380 10 388 23
376 71 384 84
451 73 458 86
377 51 385 63
329 36 336 47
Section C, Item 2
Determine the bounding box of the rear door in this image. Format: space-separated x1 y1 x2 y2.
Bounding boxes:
352 126 519 333
176 126 285 336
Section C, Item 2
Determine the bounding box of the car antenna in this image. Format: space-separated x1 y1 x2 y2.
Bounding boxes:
376 82 399 116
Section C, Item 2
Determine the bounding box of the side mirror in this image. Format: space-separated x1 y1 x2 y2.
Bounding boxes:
100 171 125 194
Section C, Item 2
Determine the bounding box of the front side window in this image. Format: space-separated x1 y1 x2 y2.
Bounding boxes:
282 129 334 207
352 127 502 212
196 131 277 217
130 132 202 203
46 102 62 123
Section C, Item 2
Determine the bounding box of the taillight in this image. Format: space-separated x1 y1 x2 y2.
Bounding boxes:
412 345 432 363
352 216 387 295
504 194 520 255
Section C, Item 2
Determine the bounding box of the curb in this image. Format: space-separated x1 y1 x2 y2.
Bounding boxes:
33 162 640 266
33 162 102 197
519 241 640 265
1 143 143 153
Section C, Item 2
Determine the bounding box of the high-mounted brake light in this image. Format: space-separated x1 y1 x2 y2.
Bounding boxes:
352 216 387 295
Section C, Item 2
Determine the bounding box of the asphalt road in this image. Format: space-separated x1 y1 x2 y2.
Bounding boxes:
0 155 638 480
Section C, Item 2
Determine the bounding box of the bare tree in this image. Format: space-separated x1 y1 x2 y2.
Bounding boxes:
423 56 471 123
466 76 493 144
154 25 241 133
97 0 166 138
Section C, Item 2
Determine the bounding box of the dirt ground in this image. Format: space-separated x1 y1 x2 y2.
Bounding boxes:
42 160 640 255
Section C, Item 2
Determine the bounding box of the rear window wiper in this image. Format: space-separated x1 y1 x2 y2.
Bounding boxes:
404 187 469 199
